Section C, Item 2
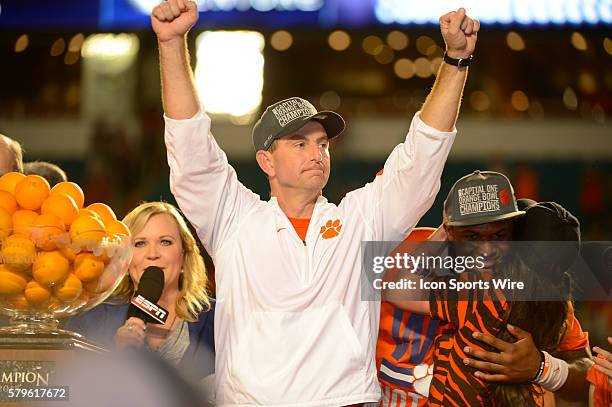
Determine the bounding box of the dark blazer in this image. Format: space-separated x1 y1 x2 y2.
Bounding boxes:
65 300 215 379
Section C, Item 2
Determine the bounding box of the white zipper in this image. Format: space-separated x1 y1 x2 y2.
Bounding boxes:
301 197 325 286
272 196 324 286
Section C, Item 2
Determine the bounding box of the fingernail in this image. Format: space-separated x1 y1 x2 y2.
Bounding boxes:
475 371 482 378
463 359 470 365
507 324 515 330
464 346 471 353
593 347 600 353
472 332 480 339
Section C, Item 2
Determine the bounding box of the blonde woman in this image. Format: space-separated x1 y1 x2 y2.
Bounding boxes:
66 201 214 380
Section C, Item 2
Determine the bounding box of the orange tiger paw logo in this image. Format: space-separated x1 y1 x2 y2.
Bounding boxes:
320 219 342 239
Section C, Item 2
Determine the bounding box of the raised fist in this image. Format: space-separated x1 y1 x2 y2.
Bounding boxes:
439 8 479 59
151 0 199 43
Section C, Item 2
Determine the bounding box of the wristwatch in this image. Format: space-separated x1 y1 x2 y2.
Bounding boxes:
443 51 474 67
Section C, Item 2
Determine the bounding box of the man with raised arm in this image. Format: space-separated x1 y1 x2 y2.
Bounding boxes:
152 1 479 404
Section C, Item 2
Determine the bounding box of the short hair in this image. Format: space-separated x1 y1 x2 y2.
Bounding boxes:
113 201 211 321
268 139 279 153
0 133 24 173
23 161 67 187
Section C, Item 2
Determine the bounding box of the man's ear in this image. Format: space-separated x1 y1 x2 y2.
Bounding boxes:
256 150 274 177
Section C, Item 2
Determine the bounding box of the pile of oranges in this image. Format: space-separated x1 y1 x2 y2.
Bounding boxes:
0 172 131 313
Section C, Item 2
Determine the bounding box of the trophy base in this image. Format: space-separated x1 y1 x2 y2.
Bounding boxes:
0 317 107 406
0 329 106 353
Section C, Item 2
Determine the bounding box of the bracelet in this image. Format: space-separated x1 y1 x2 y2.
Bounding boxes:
533 351 570 392
531 350 546 382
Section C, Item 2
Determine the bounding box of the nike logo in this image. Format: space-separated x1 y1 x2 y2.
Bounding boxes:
277 228 286 233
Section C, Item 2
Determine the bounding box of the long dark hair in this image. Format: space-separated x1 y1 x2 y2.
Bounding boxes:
492 255 570 406
493 201 579 406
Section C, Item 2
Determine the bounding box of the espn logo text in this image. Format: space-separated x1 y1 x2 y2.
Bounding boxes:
131 295 168 324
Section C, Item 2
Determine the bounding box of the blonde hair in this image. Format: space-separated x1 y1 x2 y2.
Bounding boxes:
113 201 211 322
0 133 24 173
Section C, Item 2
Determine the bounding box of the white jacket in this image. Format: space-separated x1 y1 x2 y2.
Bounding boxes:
164 110 455 407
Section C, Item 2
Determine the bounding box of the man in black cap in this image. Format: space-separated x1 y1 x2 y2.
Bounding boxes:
382 171 592 405
152 0 479 405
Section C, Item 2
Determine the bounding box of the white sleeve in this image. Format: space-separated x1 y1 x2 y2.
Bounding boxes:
342 111 455 242
164 109 260 256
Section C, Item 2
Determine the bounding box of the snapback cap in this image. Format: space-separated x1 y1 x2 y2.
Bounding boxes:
444 170 525 227
515 201 581 275
252 97 346 151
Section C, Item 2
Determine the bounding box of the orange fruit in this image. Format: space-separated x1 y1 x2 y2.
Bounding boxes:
0 265 28 295
0 207 12 240
86 203 116 225
84 268 115 294
0 190 17 215
0 172 25 195
73 252 105 282
68 291 90 311
12 209 38 237
47 297 62 311
54 273 83 302
59 245 77 262
24 280 52 306
77 208 99 219
7 294 29 309
0 234 36 272
74 290 90 304
32 250 70 286
96 250 111 265
106 219 131 237
69 215 106 248
50 182 85 209
32 213 67 251
99 221 130 261
41 193 79 226
14 175 51 211
83 278 101 293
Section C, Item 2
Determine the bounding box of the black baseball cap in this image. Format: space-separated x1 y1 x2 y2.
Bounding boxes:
444 170 525 227
516 201 581 243
252 97 345 151
515 201 581 274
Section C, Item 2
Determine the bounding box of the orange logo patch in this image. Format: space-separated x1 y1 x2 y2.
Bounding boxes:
320 219 342 239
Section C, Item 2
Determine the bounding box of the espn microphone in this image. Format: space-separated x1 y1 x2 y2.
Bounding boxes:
127 266 169 325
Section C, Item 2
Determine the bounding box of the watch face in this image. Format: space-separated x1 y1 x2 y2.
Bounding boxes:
461 56 474 66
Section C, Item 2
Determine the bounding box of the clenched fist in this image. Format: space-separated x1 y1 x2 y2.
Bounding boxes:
151 0 199 43
440 8 479 59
